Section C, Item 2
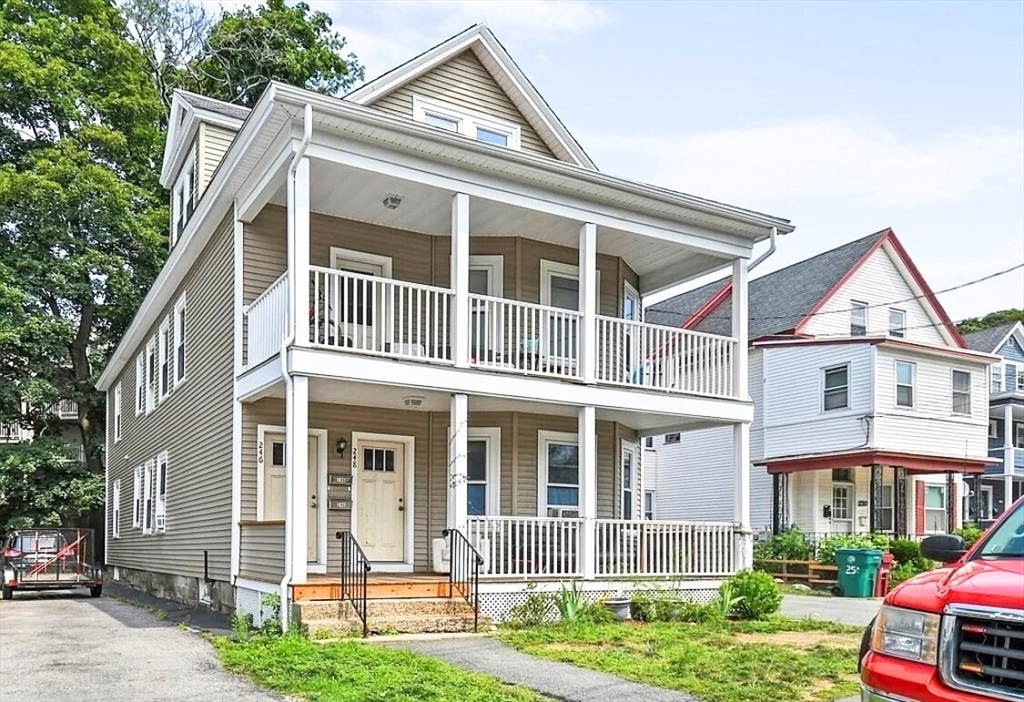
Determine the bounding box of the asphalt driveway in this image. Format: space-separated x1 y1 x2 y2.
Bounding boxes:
0 590 280 702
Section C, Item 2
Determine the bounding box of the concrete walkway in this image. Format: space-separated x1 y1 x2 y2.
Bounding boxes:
389 637 702 702
781 594 881 628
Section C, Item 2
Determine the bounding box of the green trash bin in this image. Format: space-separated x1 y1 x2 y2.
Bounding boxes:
834 548 883 597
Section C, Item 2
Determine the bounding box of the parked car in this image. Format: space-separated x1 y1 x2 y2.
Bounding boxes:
2 528 103 600
859 496 1024 701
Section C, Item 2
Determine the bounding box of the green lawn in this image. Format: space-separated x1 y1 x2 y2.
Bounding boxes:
213 634 545 702
499 618 863 702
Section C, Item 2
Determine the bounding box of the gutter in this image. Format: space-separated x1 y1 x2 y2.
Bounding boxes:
279 103 313 633
749 226 777 272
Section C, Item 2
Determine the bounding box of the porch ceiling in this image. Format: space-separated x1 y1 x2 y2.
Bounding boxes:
265 158 727 284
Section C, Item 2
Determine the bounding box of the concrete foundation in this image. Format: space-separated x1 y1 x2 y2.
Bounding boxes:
110 564 234 615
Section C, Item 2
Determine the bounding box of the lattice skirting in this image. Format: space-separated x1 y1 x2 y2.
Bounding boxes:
478 580 723 623
235 585 279 629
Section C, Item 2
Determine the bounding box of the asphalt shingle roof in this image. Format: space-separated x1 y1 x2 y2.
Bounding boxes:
647 230 889 338
962 322 1019 354
178 90 251 122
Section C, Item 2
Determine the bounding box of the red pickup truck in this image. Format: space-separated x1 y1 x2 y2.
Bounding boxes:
860 495 1024 701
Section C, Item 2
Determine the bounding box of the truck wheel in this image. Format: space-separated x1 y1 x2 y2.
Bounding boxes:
1 585 12 601
89 585 103 598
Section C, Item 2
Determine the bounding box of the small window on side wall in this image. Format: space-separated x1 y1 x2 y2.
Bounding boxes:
664 433 680 445
823 365 849 411
412 95 521 151
951 370 971 415
889 308 906 338
850 301 868 336
895 361 916 408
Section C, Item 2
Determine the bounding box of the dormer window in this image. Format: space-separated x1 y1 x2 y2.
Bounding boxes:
171 146 198 248
412 95 521 150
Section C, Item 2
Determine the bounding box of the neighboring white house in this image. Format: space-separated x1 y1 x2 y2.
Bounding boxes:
962 321 1024 523
96 24 795 632
646 229 996 538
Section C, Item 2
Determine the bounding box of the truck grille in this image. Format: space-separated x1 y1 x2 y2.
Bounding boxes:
942 605 1024 700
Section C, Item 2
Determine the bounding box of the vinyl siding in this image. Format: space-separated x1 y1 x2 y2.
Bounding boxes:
800 244 946 345
368 49 557 160
105 217 234 580
762 343 874 459
197 123 236 195
238 523 285 581
873 346 989 459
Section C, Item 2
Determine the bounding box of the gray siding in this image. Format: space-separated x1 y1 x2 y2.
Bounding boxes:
238 523 285 581
369 49 557 160
106 217 235 580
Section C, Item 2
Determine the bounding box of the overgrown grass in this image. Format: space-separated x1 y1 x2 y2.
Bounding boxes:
213 633 545 702
499 617 863 702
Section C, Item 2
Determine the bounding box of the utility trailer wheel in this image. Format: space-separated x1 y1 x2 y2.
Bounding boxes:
89 585 103 598
1 585 12 600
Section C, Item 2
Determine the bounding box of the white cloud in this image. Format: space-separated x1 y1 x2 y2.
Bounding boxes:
586 117 1024 209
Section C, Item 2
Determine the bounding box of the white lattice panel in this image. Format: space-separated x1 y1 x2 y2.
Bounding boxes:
479 584 719 623
235 586 277 629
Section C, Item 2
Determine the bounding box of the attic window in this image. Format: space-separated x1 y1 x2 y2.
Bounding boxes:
412 95 521 150
171 145 198 248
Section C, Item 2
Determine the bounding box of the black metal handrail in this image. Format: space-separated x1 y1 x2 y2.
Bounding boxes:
336 530 371 638
443 528 483 632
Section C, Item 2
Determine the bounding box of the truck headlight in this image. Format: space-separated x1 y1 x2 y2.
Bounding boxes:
871 604 941 665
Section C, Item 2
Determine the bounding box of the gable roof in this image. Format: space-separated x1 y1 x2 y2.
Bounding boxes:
178 90 251 121
647 230 887 337
160 90 247 187
962 321 1023 354
345 24 594 170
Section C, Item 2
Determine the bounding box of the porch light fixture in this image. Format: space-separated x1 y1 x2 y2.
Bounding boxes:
403 395 425 409
336 437 347 456
382 193 403 210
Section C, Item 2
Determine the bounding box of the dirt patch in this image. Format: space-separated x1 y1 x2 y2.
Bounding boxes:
736 631 860 650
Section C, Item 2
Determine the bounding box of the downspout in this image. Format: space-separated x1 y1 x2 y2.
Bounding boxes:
279 103 313 632
749 226 777 272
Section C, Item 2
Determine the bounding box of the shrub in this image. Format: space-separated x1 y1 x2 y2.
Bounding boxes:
954 522 984 547
630 592 720 623
890 561 928 586
724 570 781 620
817 533 889 565
504 593 553 629
888 538 922 565
753 528 813 561
579 601 616 624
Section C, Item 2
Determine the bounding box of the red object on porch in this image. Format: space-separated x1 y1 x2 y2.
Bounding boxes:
915 482 926 535
875 553 894 597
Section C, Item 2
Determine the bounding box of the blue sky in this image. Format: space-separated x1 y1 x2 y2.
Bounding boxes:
310 0 1023 319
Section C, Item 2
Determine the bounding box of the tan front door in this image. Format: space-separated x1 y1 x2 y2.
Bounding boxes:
357 441 406 562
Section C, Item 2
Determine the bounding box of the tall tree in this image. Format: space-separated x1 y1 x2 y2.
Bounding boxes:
957 308 1024 335
0 0 166 529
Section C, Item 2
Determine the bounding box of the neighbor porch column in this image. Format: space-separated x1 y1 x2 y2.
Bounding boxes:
731 257 752 569
772 472 788 535
451 193 470 368
869 464 883 533
285 375 309 584
946 472 957 533
894 467 908 537
579 222 597 384
448 393 469 531
288 154 310 347
1004 404 1014 515
579 405 598 579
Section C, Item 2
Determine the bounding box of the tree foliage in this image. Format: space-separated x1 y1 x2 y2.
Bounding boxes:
957 308 1024 335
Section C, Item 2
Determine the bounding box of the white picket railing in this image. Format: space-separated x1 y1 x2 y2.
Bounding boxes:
594 520 736 577
0 421 22 442
468 294 581 380
48 399 79 420
596 316 736 398
244 272 289 369
466 516 584 578
309 267 454 363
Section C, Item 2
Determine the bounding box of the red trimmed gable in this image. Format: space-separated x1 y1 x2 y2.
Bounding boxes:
682 282 731 331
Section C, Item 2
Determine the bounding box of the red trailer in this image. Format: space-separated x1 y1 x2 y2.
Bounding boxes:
2 528 103 600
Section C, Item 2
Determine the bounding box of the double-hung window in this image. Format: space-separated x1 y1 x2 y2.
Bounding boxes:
145 337 157 414
111 479 121 539
644 490 656 520
135 354 145 415
412 95 522 150
158 320 171 402
889 308 906 338
951 370 971 415
142 459 155 534
850 301 868 336
621 443 637 520
113 383 122 442
924 485 946 533
895 361 916 408
880 483 894 532
173 295 187 386
466 429 500 517
132 466 143 528
155 452 168 533
823 365 849 411
540 431 580 517
664 433 681 445
171 147 197 248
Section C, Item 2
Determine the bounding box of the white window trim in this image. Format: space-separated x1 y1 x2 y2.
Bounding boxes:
831 481 854 522
412 94 522 150
469 255 504 297
132 466 143 528
467 427 501 517
171 145 196 248
539 259 600 310
135 354 145 415
850 300 868 336
155 451 168 533
111 479 121 539
895 360 916 409
173 295 187 387
624 281 641 322
145 337 157 414
158 318 171 402
113 383 122 442
621 440 637 520
1017 424 1024 449
537 430 582 517
951 369 972 416
923 484 946 534
989 419 999 439
142 459 155 535
889 307 907 338
329 247 394 277
644 489 656 520
664 433 681 445
821 363 850 412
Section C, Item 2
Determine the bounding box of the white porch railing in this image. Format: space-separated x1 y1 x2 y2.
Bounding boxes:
48 399 79 420
244 272 289 369
0 421 22 442
468 294 581 380
596 316 736 398
466 516 584 578
594 520 736 577
310 267 453 363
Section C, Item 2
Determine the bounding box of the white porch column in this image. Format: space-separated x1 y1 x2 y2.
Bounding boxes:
579 405 598 579
288 156 310 347
285 375 309 584
731 258 749 400
448 393 469 530
733 422 753 570
1004 404 1013 514
451 193 470 368
579 223 598 384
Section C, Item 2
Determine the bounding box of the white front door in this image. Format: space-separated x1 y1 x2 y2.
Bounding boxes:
306 435 318 562
357 441 406 562
261 431 321 564
831 483 854 533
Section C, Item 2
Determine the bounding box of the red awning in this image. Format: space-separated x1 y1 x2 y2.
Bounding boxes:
762 450 994 475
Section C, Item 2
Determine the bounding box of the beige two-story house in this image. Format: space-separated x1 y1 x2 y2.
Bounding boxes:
97 24 793 633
